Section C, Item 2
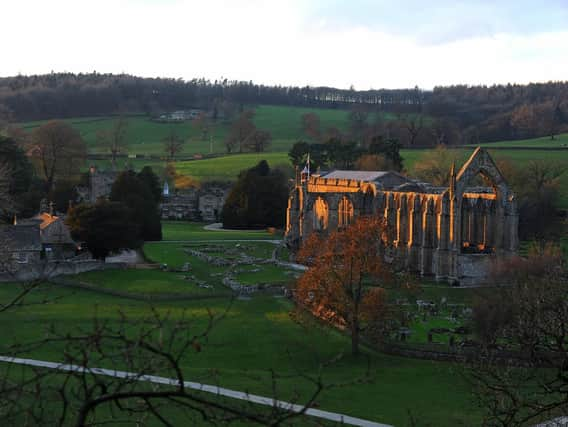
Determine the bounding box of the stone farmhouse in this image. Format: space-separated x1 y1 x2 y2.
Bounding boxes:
161 183 229 222
80 166 229 223
77 166 119 203
0 211 105 282
285 147 519 285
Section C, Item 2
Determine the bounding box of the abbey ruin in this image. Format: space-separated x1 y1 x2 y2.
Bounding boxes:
285 148 519 285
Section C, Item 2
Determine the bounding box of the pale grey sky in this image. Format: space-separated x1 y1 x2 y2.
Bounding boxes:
2 0 567 89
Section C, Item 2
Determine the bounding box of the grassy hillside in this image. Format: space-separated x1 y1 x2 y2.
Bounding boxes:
20 105 380 156
175 152 291 181
471 132 568 148
21 108 568 208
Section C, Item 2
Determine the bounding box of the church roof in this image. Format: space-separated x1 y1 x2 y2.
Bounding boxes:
321 170 411 190
322 170 391 182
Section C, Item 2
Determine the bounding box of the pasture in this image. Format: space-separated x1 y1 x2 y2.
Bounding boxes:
473 133 568 148
20 105 377 157
0 284 479 426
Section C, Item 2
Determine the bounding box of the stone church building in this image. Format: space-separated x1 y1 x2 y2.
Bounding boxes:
285 148 519 285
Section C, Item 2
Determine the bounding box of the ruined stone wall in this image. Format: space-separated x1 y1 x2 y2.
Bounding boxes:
0 260 120 282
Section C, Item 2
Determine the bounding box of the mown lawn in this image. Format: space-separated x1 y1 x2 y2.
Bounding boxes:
0 282 480 426
160 221 280 241
73 269 228 296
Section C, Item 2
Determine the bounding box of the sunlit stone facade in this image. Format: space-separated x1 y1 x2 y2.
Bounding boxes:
285 148 519 285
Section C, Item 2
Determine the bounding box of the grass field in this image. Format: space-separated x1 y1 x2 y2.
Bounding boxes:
20 105 378 157
21 105 568 210
82 145 568 215
160 221 280 241
0 280 480 426
0 221 483 424
86 146 568 209
74 268 229 296
175 152 292 181
472 132 568 148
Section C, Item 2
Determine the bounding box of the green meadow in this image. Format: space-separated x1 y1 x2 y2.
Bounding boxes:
0 221 481 426
0 284 479 426
20 105 379 156
473 133 568 148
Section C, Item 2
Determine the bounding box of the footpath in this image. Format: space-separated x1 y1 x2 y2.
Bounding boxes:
0 355 392 427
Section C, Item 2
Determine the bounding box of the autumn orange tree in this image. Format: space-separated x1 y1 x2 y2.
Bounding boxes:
295 216 400 355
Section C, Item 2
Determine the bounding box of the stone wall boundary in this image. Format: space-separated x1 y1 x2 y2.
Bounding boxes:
0 260 121 283
49 278 231 301
378 341 562 368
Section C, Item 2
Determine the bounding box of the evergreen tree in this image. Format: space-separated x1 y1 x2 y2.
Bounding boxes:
66 200 140 260
110 168 162 242
222 160 288 229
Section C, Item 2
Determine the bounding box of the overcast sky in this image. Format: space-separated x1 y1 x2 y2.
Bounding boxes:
2 0 567 89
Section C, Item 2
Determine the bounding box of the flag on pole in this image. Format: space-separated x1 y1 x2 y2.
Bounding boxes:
300 153 310 182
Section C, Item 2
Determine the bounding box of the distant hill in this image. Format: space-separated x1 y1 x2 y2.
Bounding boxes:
3 72 568 145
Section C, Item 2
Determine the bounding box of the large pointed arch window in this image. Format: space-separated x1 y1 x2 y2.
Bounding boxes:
338 196 354 227
313 197 329 231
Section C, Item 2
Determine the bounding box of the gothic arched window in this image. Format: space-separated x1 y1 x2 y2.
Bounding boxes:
338 196 354 227
313 197 329 231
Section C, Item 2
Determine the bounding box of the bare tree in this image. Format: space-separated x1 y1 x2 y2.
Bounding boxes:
401 115 424 146
430 117 461 146
96 117 129 167
162 129 184 160
4 125 30 148
244 130 272 153
225 110 256 154
510 104 538 139
30 121 87 194
348 106 369 143
301 113 321 141
192 112 210 140
469 246 568 427
412 144 459 186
